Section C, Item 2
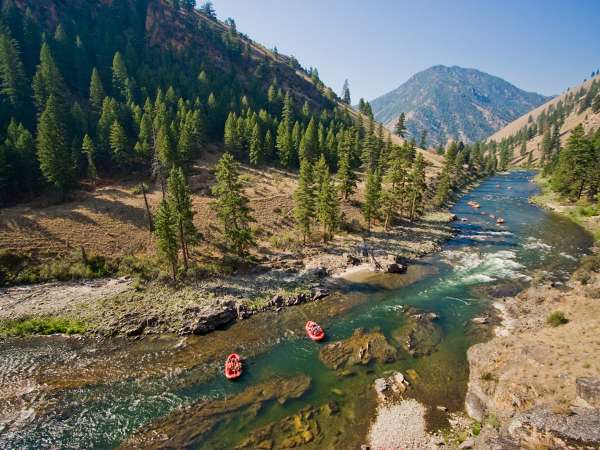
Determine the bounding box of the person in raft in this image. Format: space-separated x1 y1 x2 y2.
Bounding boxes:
308 322 322 335
227 357 241 373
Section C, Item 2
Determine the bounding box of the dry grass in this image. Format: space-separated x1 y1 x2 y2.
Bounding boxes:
0 145 443 271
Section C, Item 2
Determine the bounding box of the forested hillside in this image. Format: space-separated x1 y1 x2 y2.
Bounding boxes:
0 0 493 285
488 72 600 202
369 65 549 147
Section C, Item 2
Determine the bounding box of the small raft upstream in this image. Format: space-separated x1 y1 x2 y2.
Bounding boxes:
306 321 325 341
224 353 242 380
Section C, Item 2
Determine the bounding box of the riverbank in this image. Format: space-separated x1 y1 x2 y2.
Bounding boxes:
0 211 456 337
465 176 600 448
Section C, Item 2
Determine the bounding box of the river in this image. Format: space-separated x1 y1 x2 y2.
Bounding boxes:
0 171 593 449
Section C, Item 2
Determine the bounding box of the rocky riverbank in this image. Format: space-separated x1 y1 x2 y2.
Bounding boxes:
0 211 456 337
464 178 600 449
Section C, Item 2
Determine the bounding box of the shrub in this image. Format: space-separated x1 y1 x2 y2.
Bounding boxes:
269 231 299 250
118 254 160 282
547 311 568 327
0 316 87 337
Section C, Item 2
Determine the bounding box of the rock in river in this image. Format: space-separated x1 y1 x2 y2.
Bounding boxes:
319 328 398 370
119 374 311 450
179 301 238 335
392 308 443 357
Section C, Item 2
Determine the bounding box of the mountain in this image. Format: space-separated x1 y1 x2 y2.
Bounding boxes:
487 73 600 167
370 65 551 147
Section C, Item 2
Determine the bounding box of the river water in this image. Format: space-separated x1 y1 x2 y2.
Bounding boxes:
0 171 593 449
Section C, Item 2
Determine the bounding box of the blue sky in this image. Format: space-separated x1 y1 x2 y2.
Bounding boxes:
210 0 600 101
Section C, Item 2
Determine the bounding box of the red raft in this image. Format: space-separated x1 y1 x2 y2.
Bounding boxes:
224 353 242 380
305 321 325 341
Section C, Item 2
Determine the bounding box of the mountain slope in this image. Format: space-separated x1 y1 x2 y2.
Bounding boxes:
370 65 550 146
487 73 600 166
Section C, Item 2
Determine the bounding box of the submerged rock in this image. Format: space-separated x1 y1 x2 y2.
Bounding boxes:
392 308 443 356
119 374 311 450
319 328 398 370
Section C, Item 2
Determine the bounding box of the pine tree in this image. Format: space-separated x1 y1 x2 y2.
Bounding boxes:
89 67 105 115
36 95 73 194
32 42 67 112
293 157 315 244
263 129 274 161
154 199 179 280
520 140 527 157
419 129 428 149
167 166 197 271
316 160 340 241
551 124 594 199
211 153 255 256
394 113 406 137
111 51 129 100
224 111 241 155
0 31 27 108
341 79 351 105
336 132 357 200
249 121 263 165
157 124 176 169
408 153 427 220
81 133 97 182
276 118 291 166
433 168 452 207
362 167 381 231
109 119 128 167
300 117 318 162
200 1 216 18
381 145 408 229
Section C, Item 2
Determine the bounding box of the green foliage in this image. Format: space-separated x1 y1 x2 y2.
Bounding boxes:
167 166 197 269
293 157 315 243
154 200 179 280
550 125 596 200
211 152 255 256
315 155 340 240
36 95 73 194
394 112 406 137
362 167 382 230
546 311 568 327
0 316 87 337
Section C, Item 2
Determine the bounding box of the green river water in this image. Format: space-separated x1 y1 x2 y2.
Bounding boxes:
0 171 593 449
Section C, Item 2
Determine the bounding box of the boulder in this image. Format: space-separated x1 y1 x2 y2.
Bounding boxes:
576 377 600 407
270 294 285 307
472 317 489 325
386 263 407 274
320 329 398 370
311 287 329 301
310 266 328 278
508 406 600 447
345 253 361 266
179 302 237 335
394 255 410 265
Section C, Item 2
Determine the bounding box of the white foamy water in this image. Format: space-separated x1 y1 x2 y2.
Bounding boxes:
441 249 530 285
523 237 552 251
